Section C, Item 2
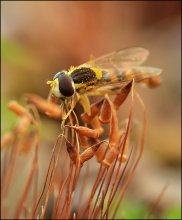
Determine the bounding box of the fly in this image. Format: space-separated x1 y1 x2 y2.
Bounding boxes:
47 47 162 119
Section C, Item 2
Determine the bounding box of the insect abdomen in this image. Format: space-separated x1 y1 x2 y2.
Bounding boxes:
101 70 124 84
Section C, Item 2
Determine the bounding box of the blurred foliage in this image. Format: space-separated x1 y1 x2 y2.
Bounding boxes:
163 206 181 220
115 199 181 219
115 200 148 219
1 99 17 135
1 39 35 69
1 38 48 98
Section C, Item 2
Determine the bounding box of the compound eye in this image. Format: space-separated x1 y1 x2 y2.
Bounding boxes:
57 73 75 97
53 71 65 80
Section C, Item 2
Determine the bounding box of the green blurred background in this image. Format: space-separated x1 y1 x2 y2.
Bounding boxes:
1 1 181 219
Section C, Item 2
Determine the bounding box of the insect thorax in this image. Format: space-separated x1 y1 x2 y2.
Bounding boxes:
70 67 102 92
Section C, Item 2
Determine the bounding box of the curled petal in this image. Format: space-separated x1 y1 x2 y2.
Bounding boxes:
1 132 15 148
99 98 111 124
106 96 120 147
24 93 62 119
8 101 33 122
113 81 132 110
78 134 90 149
15 117 31 135
95 141 108 163
90 116 104 136
64 138 78 165
81 99 104 123
67 126 101 139
80 140 106 166
102 147 119 167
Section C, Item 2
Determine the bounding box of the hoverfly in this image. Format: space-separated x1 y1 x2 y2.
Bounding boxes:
47 47 162 119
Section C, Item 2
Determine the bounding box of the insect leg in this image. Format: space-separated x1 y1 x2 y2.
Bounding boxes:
79 94 91 116
62 93 80 120
81 99 104 123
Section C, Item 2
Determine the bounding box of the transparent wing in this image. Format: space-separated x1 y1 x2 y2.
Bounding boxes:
84 47 150 69
120 66 162 82
95 66 162 90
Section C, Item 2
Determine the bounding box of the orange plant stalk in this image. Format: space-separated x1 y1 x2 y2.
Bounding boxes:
1 81 153 219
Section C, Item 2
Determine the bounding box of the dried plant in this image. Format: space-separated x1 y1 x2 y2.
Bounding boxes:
1 46 163 219
1 79 153 219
